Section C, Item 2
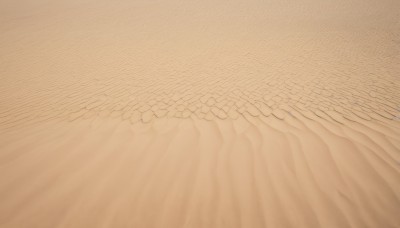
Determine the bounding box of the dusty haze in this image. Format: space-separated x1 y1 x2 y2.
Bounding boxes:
0 0 400 227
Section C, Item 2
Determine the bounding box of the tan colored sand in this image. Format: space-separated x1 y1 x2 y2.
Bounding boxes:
1 0 400 227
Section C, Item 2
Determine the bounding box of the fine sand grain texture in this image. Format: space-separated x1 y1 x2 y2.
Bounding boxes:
1 0 400 227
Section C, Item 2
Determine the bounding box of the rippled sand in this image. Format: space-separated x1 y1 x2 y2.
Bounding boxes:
1 0 400 227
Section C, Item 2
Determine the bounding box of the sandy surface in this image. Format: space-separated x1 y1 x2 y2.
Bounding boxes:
1 0 400 227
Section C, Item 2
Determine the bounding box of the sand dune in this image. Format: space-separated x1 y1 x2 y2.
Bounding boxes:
1 0 400 227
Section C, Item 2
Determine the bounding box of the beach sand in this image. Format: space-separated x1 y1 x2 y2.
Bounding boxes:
1 0 400 227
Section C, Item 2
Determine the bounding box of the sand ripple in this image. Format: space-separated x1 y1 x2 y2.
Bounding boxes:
1 0 400 227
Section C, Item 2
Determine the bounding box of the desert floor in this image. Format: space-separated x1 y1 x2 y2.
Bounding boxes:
1 0 400 227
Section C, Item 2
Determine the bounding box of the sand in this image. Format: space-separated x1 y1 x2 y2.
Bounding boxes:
1 0 400 227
